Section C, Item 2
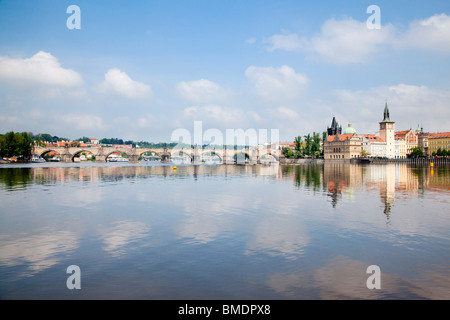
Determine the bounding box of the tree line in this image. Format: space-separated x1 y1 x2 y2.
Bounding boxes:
0 131 33 158
282 132 327 159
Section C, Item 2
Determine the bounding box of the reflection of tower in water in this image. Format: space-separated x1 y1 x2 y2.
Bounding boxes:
378 164 396 219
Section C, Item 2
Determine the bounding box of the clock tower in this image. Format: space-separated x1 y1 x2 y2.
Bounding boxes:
379 102 395 158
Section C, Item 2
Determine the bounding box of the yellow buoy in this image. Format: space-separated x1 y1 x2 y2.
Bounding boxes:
430 162 434 167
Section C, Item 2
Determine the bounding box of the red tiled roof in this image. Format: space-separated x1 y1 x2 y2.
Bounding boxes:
362 134 384 142
429 132 450 139
327 134 355 142
394 130 410 138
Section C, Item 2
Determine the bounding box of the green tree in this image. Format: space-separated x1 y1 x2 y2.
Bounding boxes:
321 131 327 156
282 146 295 158
0 131 32 158
311 132 321 157
303 133 312 156
294 136 303 158
410 146 424 157
70 141 81 147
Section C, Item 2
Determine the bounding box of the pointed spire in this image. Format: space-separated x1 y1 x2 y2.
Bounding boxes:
384 102 390 120
380 101 394 123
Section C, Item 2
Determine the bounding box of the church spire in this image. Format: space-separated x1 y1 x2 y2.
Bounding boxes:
380 101 394 123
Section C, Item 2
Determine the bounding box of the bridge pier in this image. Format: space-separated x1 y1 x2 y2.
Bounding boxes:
128 153 139 163
95 154 107 163
61 153 72 163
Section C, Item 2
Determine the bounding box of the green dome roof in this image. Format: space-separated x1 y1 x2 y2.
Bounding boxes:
343 123 356 134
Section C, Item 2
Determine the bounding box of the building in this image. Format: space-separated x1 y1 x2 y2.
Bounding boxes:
379 103 396 159
394 138 407 159
277 142 296 151
362 134 386 157
324 132 362 160
89 138 99 145
395 129 418 156
327 116 342 136
429 132 450 154
416 127 432 156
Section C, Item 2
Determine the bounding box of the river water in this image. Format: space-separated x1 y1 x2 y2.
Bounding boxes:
0 162 449 299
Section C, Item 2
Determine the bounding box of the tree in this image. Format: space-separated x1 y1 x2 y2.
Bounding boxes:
70 141 81 147
303 133 312 156
294 136 303 154
282 146 295 158
311 132 321 157
321 131 327 155
410 146 424 158
0 131 32 158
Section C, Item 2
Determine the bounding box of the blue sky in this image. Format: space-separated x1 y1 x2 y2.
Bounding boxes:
0 0 449 142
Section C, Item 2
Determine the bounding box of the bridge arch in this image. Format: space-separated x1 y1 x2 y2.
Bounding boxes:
38 149 62 161
259 152 279 162
104 150 132 162
71 149 96 162
138 150 162 157
233 151 250 163
201 150 223 163
170 150 193 164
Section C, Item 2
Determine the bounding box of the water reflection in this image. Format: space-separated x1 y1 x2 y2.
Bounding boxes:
0 162 449 299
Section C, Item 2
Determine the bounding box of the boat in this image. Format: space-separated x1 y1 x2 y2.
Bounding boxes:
31 155 46 163
352 157 373 164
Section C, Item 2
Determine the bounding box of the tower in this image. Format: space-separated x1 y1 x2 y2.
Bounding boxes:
379 102 395 158
327 116 342 136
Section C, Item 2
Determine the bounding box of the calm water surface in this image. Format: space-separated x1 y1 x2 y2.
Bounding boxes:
0 162 449 299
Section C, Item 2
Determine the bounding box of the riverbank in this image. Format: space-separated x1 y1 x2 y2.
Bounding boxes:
279 158 324 165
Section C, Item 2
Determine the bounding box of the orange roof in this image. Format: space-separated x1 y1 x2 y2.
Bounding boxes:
429 132 450 139
395 130 410 137
327 134 355 142
362 134 384 142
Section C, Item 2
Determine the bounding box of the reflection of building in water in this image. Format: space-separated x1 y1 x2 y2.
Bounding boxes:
321 162 442 218
376 165 396 217
323 162 363 208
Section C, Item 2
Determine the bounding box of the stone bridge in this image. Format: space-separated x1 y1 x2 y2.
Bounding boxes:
32 145 281 164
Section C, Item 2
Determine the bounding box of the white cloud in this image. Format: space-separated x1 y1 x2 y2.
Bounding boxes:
245 65 309 103
265 32 305 52
265 18 394 64
176 79 229 103
399 13 450 53
266 14 450 64
323 83 450 133
98 68 152 99
183 105 244 123
0 51 83 87
307 18 395 64
56 114 104 131
272 106 300 121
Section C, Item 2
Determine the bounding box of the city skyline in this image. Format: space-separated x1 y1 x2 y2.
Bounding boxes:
1 0 449 142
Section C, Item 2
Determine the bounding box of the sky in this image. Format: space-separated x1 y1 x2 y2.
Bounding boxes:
0 0 449 143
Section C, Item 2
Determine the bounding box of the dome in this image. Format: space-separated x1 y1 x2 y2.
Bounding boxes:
343 123 357 134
